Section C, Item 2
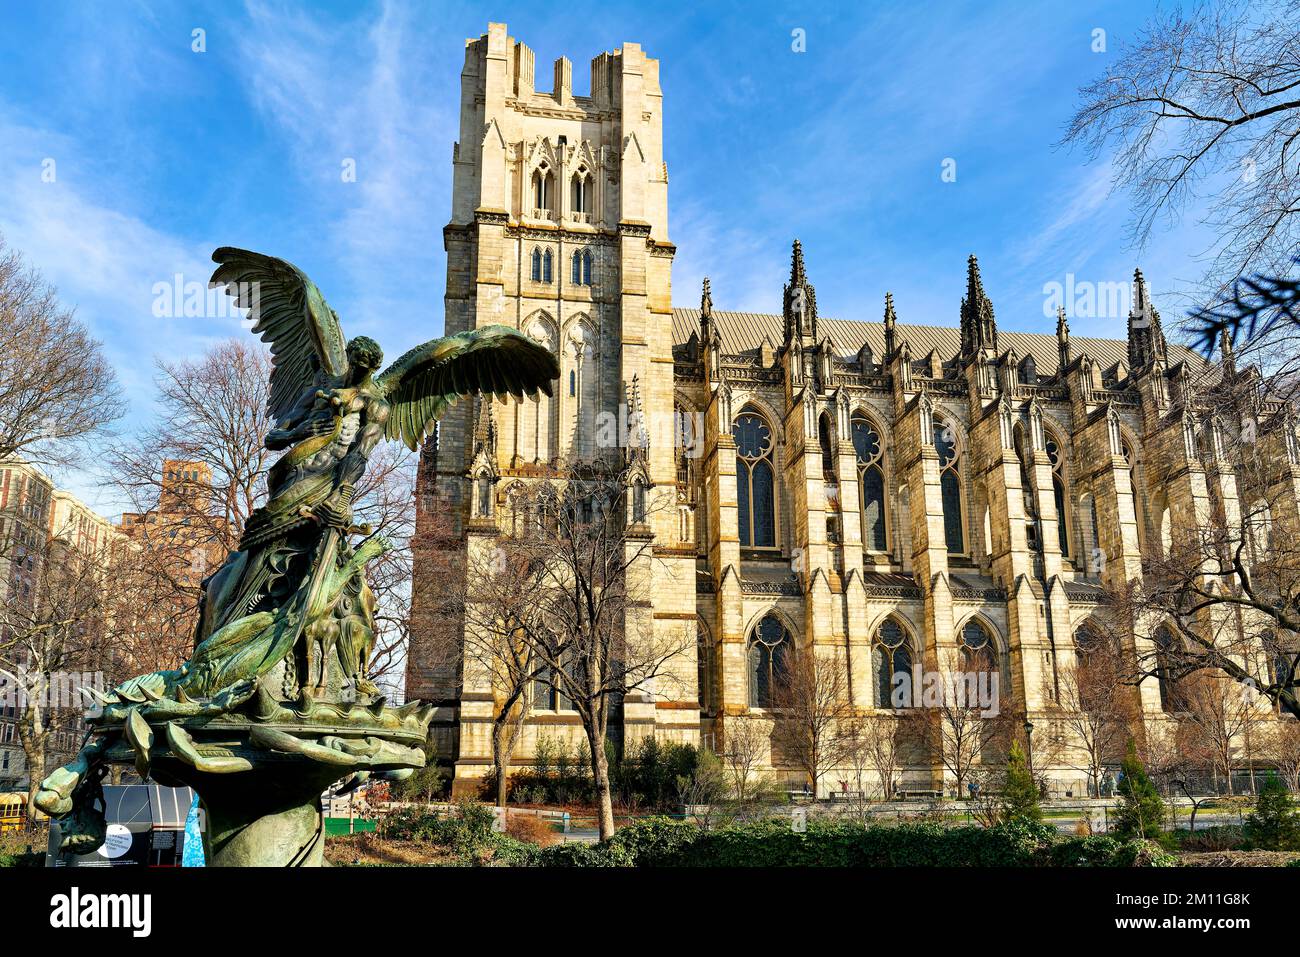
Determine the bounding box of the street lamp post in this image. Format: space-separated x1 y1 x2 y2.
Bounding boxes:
1023 720 1035 777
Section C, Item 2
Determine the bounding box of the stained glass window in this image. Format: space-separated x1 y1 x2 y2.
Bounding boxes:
935 417 964 553
734 413 776 548
1046 436 1070 556
853 414 887 552
960 620 997 676
873 619 911 708
748 615 792 708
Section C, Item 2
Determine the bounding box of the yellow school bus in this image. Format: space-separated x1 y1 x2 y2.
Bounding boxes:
0 792 26 832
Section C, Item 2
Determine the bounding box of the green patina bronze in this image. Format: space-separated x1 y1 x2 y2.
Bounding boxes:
36 247 558 866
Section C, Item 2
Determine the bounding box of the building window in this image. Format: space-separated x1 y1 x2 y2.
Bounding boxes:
935 417 964 554
571 169 589 216
960 619 999 678
818 412 834 473
571 249 593 286
873 618 912 709
542 249 553 284
532 165 554 217
533 651 576 712
853 414 888 552
1045 434 1070 556
531 247 542 282
632 481 647 524
734 412 776 548
748 614 792 708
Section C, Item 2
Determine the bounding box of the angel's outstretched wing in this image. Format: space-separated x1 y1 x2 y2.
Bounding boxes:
209 247 348 421
374 324 559 450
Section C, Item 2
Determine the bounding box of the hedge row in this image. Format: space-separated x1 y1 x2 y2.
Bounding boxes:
479 817 1175 868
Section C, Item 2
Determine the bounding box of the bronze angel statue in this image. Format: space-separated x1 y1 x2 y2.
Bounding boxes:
185 247 559 698
35 248 557 864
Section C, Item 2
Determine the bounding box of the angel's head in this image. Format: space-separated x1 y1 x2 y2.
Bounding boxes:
346 336 384 378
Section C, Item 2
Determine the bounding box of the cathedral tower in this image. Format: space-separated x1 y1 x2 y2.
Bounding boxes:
409 24 686 791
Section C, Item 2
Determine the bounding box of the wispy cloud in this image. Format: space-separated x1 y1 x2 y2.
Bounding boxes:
235 0 454 351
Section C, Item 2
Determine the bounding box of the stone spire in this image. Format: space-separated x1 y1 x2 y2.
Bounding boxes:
959 254 997 361
1219 327 1236 380
699 276 713 344
783 238 817 344
1056 305 1070 372
1128 268 1168 372
883 291 897 359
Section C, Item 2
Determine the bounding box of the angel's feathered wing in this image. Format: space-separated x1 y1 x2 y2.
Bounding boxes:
374 325 560 450
209 248 348 420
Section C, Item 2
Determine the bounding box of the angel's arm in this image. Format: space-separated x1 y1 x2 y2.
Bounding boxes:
265 388 322 450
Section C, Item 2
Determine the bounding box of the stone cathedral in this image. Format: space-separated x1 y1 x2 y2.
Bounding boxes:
407 23 1300 798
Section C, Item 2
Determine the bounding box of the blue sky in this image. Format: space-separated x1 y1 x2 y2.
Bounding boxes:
0 0 1213 511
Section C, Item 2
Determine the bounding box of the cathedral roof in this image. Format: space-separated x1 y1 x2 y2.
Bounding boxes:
671 308 1197 379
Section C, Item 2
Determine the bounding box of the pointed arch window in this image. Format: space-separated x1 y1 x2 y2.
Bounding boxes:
542 249 553 284
632 479 647 524
1045 434 1070 556
818 412 834 474
873 618 912 709
571 249 593 286
530 248 542 282
934 416 964 554
734 412 776 549
960 619 999 678
696 619 713 712
571 168 589 217
532 164 553 217
748 614 792 708
853 414 888 552
534 644 577 712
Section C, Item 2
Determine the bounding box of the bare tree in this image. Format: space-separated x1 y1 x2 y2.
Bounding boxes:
906 649 1017 799
0 535 111 820
848 713 909 803
1180 672 1260 795
0 235 124 467
1265 716 1300 792
718 716 770 805
1048 634 1139 797
105 340 273 551
498 469 690 840
435 533 550 807
349 442 418 693
1063 2 1300 301
770 648 856 798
